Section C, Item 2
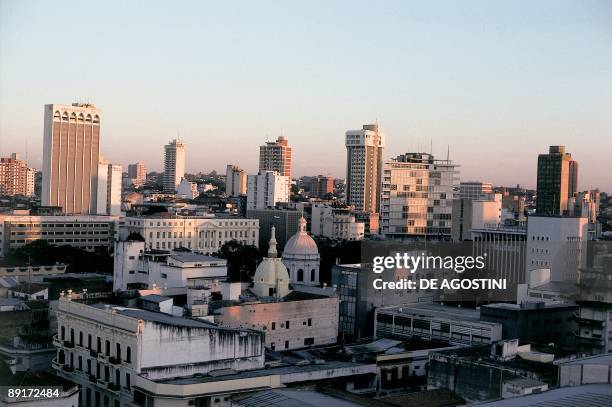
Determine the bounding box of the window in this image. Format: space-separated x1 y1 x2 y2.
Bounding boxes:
286 320 290 329
61 326 65 340
79 331 83 346
126 346 131 363
308 318 312 327
271 322 276 330
297 269 304 282
88 334 92 350
285 341 289 349
161 273 167 279
105 340 110 356
304 337 314 346
125 373 131 390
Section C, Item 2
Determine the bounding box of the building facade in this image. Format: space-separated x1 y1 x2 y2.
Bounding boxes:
118 215 259 252
345 124 384 213
0 153 36 197
163 139 185 193
380 153 458 238
459 181 493 200
225 164 247 196
536 146 577 216
310 203 365 241
42 103 101 214
96 159 122 216
127 162 147 187
309 175 334 199
0 215 117 256
259 136 292 179
246 171 290 210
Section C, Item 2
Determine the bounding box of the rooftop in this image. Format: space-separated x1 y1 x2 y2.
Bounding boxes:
561 354 612 366
139 294 172 304
10 282 49 294
478 383 612 407
91 304 221 329
233 389 360 407
169 252 224 263
379 303 484 322
481 302 578 311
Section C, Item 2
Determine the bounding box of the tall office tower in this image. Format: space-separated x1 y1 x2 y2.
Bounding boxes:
309 175 334 199
96 158 122 216
246 171 290 210
42 103 101 214
459 181 493 200
568 159 579 198
259 136 292 179
345 124 385 213
0 153 36 197
536 146 577 216
163 139 185 193
226 164 247 196
128 162 147 184
380 153 459 238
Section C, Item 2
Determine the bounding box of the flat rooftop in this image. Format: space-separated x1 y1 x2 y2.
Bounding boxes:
482 302 578 311
156 360 372 385
379 303 483 322
562 354 612 366
91 304 221 329
478 383 612 407
169 252 223 263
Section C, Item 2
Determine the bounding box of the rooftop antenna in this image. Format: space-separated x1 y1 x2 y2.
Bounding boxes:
447 145 450 161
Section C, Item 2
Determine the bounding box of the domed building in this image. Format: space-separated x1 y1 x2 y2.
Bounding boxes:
282 217 321 285
252 226 291 298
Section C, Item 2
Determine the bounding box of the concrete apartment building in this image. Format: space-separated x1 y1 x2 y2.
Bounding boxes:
0 214 118 256
259 136 292 179
0 153 36 197
345 124 385 213
375 303 503 346
118 215 259 252
310 203 365 241
163 139 185 193
451 193 502 241
42 103 101 214
96 158 122 216
536 145 578 216
127 162 147 187
225 164 247 196
380 153 459 238
526 215 588 283
309 175 334 199
246 171 290 210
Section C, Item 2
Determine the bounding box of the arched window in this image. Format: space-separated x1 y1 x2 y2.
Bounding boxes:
311 269 316 282
297 269 304 282
88 334 92 350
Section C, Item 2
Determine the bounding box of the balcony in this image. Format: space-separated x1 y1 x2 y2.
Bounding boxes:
107 383 121 394
97 353 108 362
63 340 75 349
574 312 606 327
109 356 122 365
90 350 98 358
62 365 74 374
88 374 97 383
51 358 61 371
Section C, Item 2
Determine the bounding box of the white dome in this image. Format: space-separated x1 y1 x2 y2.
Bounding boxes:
282 217 319 257
252 225 291 298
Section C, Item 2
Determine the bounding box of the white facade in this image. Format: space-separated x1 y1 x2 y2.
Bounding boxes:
226 164 247 196
163 139 185 193
119 216 258 252
451 194 502 241
311 204 365 241
281 217 321 285
53 296 264 407
113 239 228 291
176 178 198 199
96 159 122 216
526 215 588 282
246 171 290 210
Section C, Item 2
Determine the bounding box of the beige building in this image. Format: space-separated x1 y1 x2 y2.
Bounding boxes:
259 136 292 179
42 103 101 214
380 153 459 238
0 153 35 197
345 124 385 213
127 162 147 187
225 164 247 196
163 139 185 193
0 214 118 256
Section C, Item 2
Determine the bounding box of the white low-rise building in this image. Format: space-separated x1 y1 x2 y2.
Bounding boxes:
119 215 259 253
113 237 228 291
311 204 365 241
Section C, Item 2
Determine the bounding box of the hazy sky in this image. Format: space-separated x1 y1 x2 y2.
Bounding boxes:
1 0 611 191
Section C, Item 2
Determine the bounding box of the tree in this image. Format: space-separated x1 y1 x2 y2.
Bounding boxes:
213 240 263 282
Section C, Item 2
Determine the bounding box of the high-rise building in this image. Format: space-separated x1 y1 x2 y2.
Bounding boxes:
42 103 101 214
247 171 290 210
259 136 292 179
0 153 36 197
380 153 458 238
536 146 577 215
127 162 147 186
309 175 334 199
345 124 385 213
226 164 247 196
163 139 185 193
459 181 493 200
96 158 122 216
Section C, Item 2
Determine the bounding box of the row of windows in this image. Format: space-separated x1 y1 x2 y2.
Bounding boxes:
60 326 132 363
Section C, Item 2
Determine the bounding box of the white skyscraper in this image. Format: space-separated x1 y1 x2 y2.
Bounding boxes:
96 158 122 216
345 124 385 213
164 139 185 193
42 103 101 214
247 171 290 210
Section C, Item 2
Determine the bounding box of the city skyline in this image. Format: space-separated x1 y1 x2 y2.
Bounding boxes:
1 0 611 191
